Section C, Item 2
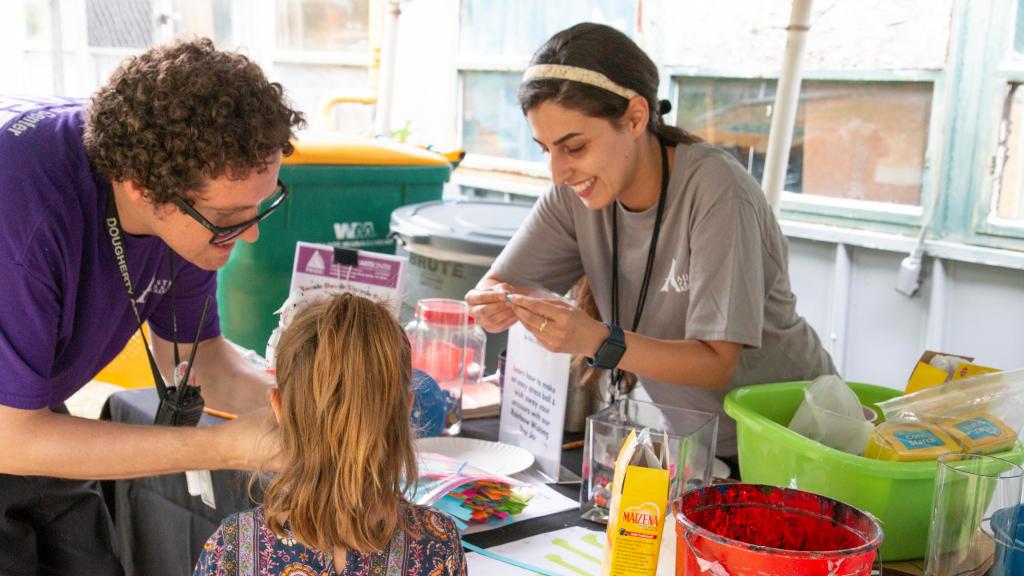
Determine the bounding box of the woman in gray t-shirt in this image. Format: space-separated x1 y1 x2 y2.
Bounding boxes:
465 22 835 458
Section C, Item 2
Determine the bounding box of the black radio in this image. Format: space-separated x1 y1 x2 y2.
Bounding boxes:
154 383 205 427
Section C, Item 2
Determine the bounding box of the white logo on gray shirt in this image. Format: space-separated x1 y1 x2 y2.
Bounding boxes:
660 258 689 293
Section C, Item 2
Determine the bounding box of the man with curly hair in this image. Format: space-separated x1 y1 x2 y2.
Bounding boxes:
0 38 305 574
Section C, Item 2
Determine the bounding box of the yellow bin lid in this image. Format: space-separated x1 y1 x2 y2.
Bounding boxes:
283 134 451 167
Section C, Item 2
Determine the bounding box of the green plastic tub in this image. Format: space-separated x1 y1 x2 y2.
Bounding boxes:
724 381 1024 561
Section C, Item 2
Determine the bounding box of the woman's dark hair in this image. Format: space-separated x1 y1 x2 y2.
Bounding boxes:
84 38 306 205
518 22 699 146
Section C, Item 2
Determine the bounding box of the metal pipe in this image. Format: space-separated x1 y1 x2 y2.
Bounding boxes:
925 258 948 351
49 0 64 95
761 0 814 213
829 243 851 375
374 0 401 136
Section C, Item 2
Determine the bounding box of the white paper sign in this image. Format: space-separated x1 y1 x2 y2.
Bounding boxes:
465 525 677 576
290 241 407 317
498 323 570 480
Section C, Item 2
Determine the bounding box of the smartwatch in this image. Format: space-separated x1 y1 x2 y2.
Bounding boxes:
587 322 626 370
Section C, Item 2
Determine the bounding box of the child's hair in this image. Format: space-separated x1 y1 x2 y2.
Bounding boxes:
262 292 417 553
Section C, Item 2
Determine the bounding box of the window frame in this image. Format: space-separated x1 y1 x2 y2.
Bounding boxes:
449 0 1024 258
454 48 949 239
965 0 1024 247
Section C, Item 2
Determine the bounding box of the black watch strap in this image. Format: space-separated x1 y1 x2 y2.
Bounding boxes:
587 322 626 370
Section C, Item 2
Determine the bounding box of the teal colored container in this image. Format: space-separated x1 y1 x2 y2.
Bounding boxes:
724 381 1024 561
217 137 451 353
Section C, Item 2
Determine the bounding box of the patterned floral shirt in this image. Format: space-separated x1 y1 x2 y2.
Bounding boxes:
193 504 467 576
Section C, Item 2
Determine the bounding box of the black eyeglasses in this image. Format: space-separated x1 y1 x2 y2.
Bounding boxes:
171 180 289 245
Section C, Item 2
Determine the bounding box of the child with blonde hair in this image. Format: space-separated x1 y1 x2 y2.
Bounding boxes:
194 293 466 575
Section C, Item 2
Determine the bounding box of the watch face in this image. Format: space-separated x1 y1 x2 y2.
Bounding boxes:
603 342 626 366
595 325 626 369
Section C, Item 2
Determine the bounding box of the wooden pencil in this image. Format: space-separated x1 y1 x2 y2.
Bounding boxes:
203 407 237 420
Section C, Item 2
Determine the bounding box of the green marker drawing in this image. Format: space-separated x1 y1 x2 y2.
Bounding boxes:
581 533 602 549
545 554 594 576
552 538 601 564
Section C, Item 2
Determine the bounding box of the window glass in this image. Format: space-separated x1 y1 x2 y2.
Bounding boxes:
173 0 235 46
86 0 155 48
276 0 369 52
460 0 634 56
24 0 50 44
992 83 1024 223
461 71 543 162
1015 0 1024 55
272 63 372 133
677 78 933 204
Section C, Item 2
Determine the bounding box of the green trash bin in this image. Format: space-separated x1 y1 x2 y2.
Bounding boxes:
217 136 452 353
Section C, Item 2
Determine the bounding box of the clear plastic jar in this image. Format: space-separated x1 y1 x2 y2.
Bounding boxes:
405 298 469 436
465 316 487 388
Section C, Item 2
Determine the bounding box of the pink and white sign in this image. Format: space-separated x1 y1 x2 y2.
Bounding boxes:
290 241 407 317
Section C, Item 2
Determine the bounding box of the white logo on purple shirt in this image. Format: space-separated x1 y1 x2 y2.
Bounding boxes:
136 277 172 304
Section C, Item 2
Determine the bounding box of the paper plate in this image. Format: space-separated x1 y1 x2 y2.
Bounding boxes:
415 437 535 476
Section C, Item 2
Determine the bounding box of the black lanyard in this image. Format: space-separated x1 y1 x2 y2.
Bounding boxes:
609 142 670 397
104 192 174 400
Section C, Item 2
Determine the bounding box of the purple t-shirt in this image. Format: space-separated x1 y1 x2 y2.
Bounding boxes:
0 95 220 410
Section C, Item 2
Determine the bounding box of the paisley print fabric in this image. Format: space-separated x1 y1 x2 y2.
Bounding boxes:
194 505 466 576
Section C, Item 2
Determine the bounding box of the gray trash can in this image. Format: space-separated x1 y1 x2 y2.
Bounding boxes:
390 199 532 373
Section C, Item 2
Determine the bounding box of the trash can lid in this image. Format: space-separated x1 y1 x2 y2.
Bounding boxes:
284 134 450 167
390 199 533 264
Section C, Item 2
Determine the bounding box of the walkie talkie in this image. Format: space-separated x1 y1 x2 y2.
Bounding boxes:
154 296 211 427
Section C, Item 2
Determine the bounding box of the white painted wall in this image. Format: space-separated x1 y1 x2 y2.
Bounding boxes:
661 0 953 72
786 237 1024 390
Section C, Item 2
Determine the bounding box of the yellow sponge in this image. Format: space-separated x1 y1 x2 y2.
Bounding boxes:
865 421 958 461
932 412 1017 455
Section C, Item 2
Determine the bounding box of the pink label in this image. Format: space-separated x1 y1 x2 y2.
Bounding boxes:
295 245 401 289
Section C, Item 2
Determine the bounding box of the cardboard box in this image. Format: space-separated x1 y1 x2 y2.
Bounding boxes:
904 351 997 394
602 429 670 576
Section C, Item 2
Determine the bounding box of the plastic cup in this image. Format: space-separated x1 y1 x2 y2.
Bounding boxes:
925 453 1024 576
580 398 718 523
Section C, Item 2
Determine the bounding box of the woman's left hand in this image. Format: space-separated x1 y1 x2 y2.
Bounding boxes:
508 295 608 356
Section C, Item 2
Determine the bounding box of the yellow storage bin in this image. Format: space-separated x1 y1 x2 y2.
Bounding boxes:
92 325 154 389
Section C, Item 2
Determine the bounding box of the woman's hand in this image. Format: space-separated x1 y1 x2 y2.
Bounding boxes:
465 282 520 333
508 294 608 356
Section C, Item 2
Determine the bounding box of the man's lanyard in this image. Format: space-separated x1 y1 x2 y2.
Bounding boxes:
609 142 670 401
104 192 173 400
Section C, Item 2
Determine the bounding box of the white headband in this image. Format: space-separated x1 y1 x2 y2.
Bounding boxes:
522 64 639 100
